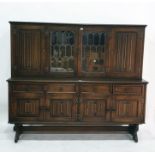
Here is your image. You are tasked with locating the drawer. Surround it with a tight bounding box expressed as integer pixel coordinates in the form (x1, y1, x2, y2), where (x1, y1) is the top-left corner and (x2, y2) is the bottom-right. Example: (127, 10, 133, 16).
(47, 84, 75, 92)
(12, 84, 43, 92)
(81, 93, 108, 99)
(47, 93, 76, 99)
(80, 84, 111, 94)
(113, 85, 143, 95)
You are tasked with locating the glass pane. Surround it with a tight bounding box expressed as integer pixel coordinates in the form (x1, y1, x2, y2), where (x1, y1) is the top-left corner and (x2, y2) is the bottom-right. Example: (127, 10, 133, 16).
(50, 31, 75, 72)
(82, 32, 106, 72)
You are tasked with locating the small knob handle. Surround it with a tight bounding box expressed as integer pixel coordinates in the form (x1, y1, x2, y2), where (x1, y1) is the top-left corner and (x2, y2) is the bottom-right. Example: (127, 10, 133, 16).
(80, 27, 84, 31)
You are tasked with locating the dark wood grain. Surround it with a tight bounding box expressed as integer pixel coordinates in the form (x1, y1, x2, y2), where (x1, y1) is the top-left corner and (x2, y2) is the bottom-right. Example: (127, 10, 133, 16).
(8, 22, 148, 143)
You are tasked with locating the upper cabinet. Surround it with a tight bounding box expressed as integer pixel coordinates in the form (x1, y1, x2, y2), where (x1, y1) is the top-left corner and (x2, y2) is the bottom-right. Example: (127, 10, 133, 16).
(10, 22, 146, 79)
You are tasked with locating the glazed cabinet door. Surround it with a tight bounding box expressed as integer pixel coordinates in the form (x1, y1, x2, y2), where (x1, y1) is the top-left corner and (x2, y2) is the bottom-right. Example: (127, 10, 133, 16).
(108, 27, 145, 78)
(111, 95, 145, 123)
(43, 25, 79, 77)
(11, 25, 43, 77)
(9, 92, 43, 123)
(78, 26, 111, 77)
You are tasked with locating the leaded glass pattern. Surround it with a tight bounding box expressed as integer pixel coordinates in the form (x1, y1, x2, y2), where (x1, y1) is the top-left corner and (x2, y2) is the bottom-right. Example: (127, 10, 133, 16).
(82, 32, 106, 72)
(50, 31, 74, 72)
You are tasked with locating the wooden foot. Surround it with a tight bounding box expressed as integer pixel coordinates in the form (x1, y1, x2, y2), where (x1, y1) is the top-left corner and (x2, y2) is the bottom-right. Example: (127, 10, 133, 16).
(13, 125, 16, 131)
(129, 124, 139, 143)
(15, 131, 19, 143)
(133, 132, 138, 143)
(14, 124, 23, 143)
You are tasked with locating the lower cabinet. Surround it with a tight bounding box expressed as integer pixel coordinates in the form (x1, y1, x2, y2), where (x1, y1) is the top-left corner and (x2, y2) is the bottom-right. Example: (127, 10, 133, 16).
(9, 82, 146, 125)
(8, 81, 147, 142)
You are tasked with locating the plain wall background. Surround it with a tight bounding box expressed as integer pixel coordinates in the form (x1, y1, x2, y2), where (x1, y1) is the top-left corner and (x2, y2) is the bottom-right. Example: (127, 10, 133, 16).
(0, 0, 155, 143)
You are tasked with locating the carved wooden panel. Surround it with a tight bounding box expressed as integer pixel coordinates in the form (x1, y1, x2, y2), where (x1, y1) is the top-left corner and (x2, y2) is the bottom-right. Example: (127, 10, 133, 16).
(112, 95, 144, 123)
(45, 95, 77, 121)
(50, 100, 73, 117)
(10, 92, 43, 122)
(12, 28, 42, 76)
(17, 99, 40, 117)
(113, 32, 137, 72)
(80, 98, 110, 122)
(109, 28, 144, 78)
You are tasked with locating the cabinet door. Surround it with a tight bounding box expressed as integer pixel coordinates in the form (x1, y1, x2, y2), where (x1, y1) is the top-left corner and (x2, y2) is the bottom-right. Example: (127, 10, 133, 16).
(10, 92, 43, 123)
(80, 94, 111, 123)
(79, 26, 111, 77)
(45, 93, 77, 122)
(111, 95, 145, 123)
(43, 25, 78, 77)
(11, 25, 43, 77)
(108, 27, 145, 78)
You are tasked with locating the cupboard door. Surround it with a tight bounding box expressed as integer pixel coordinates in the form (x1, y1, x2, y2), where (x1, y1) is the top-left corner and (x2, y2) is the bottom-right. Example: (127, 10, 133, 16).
(111, 95, 145, 123)
(44, 26, 78, 77)
(80, 95, 111, 122)
(11, 26, 43, 77)
(45, 93, 77, 122)
(108, 27, 145, 78)
(10, 92, 43, 123)
(79, 26, 111, 77)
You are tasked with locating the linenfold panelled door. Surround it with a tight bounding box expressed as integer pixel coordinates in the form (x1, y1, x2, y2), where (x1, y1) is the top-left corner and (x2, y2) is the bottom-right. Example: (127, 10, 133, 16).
(108, 27, 145, 79)
(11, 25, 43, 77)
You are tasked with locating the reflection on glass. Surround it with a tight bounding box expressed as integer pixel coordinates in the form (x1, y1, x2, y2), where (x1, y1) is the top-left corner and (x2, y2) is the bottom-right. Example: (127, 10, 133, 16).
(82, 32, 106, 72)
(50, 31, 74, 72)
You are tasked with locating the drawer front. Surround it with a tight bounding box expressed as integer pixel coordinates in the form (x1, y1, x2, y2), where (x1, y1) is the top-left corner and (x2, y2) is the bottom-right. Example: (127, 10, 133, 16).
(47, 84, 76, 92)
(113, 85, 143, 95)
(80, 84, 111, 95)
(81, 93, 108, 99)
(12, 84, 43, 92)
(47, 93, 76, 99)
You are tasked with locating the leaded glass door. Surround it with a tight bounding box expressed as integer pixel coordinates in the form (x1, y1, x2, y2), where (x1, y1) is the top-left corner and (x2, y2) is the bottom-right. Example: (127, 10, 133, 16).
(79, 27, 110, 77)
(44, 26, 78, 77)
